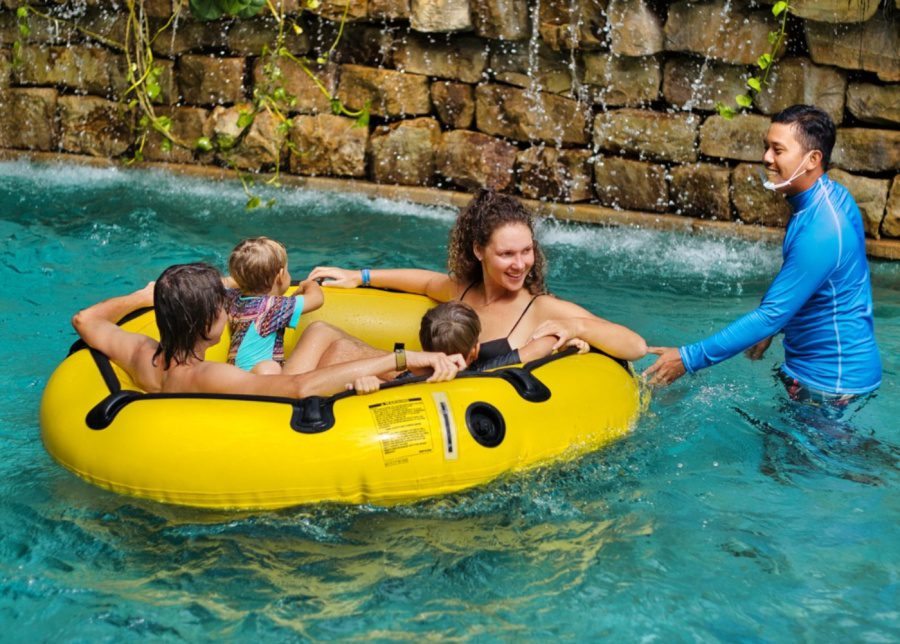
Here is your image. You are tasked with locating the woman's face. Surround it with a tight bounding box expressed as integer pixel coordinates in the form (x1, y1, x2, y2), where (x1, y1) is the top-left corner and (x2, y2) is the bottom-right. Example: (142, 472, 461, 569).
(476, 222, 535, 292)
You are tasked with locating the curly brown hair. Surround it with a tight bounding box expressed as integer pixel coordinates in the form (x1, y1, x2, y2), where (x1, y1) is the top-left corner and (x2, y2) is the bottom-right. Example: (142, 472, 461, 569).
(447, 189, 547, 295)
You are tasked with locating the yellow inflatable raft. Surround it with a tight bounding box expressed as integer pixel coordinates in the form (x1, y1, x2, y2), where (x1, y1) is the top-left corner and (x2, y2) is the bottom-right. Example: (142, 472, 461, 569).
(41, 287, 642, 509)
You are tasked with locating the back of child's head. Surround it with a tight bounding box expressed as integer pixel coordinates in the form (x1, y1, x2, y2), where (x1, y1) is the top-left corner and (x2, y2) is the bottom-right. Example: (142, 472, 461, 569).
(419, 301, 481, 358)
(228, 237, 287, 294)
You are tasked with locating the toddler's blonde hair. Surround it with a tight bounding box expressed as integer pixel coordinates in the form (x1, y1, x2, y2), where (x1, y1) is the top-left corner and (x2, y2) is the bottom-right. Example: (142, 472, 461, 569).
(228, 237, 288, 294)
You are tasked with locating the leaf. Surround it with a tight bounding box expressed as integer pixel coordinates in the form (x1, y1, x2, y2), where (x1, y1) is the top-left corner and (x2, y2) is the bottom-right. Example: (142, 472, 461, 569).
(330, 98, 343, 115)
(307, 0, 321, 8)
(772, 1, 788, 17)
(16, 6, 28, 18)
(716, 102, 736, 120)
(18, 23, 30, 37)
(236, 0, 266, 19)
(156, 116, 173, 132)
(246, 196, 262, 210)
(189, 0, 223, 21)
(146, 79, 161, 100)
(747, 77, 762, 92)
(215, 133, 235, 151)
(316, 56, 326, 65)
(768, 30, 779, 45)
(195, 136, 214, 152)
(757, 53, 772, 70)
(237, 111, 255, 129)
(735, 94, 753, 108)
(161, 138, 173, 152)
(292, 23, 303, 35)
(266, 199, 277, 208)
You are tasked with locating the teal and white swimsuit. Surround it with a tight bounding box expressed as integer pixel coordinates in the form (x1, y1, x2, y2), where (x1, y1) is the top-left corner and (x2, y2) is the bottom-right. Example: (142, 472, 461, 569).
(226, 289, 304, 372)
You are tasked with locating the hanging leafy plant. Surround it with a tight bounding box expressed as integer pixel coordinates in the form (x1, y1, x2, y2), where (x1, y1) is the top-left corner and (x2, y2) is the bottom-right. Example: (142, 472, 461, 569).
(15, 0, 366, 210)
(716, 1, 791, 119)
(189, 0, 267, 21)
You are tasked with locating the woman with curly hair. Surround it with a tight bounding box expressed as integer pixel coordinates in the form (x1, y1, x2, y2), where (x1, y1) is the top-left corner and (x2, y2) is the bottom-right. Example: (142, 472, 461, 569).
(309, 190, 646, 365)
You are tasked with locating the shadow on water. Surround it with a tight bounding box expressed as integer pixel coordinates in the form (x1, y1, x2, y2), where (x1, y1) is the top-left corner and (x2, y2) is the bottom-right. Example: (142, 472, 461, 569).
(732, 378, 899, 488)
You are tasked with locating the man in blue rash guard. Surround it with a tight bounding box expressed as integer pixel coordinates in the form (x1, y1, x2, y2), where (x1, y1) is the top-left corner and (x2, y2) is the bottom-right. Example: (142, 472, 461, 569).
(644, 104, 881, 404)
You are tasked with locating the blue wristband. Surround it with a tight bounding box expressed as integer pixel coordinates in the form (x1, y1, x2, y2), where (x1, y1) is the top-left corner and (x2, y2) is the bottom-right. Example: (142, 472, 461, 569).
(361, 268, 371, 287)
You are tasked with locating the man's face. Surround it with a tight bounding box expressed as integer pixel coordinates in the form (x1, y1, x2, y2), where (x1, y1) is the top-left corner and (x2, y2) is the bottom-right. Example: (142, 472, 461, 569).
(763, 122, 817, 195)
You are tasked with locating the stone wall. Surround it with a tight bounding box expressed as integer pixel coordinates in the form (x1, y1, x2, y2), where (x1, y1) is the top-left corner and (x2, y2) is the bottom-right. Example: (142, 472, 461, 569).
(0, 0, 898, 239)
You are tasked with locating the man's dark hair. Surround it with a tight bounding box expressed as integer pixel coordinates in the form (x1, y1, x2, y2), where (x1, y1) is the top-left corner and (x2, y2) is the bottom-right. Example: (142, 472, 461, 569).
(772, 104, 836, 168)
(152, 263, 226, 369)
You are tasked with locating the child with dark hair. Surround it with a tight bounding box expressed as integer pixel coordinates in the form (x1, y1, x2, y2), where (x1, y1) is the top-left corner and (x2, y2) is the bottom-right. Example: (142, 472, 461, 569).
(225, 237, 324, 375)
(351, 301, 589, 393)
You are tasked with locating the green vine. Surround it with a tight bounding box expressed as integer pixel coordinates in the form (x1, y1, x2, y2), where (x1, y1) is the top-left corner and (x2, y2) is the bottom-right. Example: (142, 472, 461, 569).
(190, 0, 267, 21)
(13, 0, 368, 210)
(716, 1, 791, 119)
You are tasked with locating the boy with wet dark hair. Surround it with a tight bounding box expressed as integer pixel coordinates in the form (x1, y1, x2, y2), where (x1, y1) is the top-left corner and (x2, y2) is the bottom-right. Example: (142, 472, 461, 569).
(152, 263, 228, 369)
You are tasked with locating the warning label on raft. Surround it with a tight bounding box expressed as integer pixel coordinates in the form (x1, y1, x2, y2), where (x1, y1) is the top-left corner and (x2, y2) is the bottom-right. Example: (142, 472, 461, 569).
(369, 397, 434, 466)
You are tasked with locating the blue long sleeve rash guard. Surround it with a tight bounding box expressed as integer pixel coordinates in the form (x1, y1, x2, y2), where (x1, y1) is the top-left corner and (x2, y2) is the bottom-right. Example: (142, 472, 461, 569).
(679, 175, 881, 395)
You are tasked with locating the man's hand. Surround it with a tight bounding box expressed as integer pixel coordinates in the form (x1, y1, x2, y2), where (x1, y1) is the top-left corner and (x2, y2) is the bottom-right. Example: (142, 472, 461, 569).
(406, 351, 466, 382)
(643, 346, 686, 386)
(744, 336, 773, 361)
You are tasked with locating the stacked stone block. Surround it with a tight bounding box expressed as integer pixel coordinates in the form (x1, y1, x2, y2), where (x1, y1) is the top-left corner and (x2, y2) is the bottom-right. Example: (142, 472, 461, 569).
(0, 0, 898, 238)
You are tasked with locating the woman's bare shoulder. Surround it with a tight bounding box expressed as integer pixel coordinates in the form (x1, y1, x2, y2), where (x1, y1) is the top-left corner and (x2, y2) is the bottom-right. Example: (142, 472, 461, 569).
(532, 292, 593, 316)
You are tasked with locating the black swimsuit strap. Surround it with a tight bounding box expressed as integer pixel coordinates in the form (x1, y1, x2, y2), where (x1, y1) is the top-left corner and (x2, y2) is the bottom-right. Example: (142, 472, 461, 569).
(461, 283, 541, 339)
(506, 295, 540, 338)
(459, 281, 477, 300)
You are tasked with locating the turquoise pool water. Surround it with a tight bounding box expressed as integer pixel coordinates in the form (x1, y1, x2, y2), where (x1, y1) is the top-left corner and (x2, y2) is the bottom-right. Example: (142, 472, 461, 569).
(1, 160, 898, 640)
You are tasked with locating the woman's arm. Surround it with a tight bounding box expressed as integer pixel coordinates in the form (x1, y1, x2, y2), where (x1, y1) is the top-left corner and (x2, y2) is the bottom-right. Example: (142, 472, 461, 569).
(307, 266, 458, 302)
(529, 297, 647, 361)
